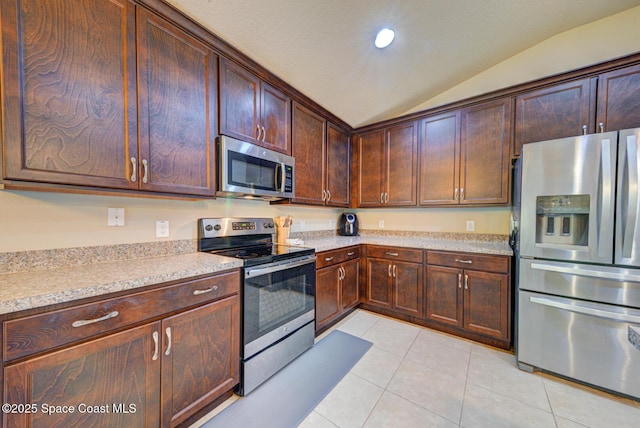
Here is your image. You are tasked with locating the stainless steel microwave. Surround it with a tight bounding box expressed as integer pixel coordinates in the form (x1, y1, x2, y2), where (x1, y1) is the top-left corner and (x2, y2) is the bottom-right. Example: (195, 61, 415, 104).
(217, 135, 295, 200)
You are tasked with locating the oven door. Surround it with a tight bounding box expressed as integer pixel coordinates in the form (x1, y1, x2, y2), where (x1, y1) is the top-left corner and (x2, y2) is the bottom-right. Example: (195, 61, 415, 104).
(243, 255, 316, 358)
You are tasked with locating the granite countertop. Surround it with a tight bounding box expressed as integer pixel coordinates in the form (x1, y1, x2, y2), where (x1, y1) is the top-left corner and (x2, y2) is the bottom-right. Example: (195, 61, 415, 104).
(302, 235, 513, 256)
(0, 252, 242, 315)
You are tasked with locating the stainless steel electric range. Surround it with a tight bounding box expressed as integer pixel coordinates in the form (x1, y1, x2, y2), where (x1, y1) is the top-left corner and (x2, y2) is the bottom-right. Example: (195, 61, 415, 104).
(197, 217, 316, 395)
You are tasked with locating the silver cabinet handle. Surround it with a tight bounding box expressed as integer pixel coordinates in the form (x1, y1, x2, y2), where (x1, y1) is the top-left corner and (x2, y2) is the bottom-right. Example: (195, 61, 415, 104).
(386, 252, 399, 257)
(599, 122, 605, 133)
(388, 264, 392, 277)
(165, 327, 172, 356)
(321, 190, 327, 201)
(392, 265, 397, 278)
(460, 188, 465, 200)
(326, 189, 331, 202)
(193, 285, 218, 295)
(582, 125, 587, 135)
(454, 259, 473, 264)
(454, 188, 459, 201)
(325, 256, 335, 261)
(622, 135, 638, 258)
(130, 157, 137, 182)
(530, 295, 640, 324)
(598, 138, 614, 259)
(256, 125, 262, 140)
(142, 159, 149, 184)
(261, 126, 266, 142)
(464, 274, 468, 290)
(458, 273, 462, 288)
(380, 193, 384, 204)
(72, 310, 119, 328)
(152, 331, 159, 361)
(385, 192, 389, 203)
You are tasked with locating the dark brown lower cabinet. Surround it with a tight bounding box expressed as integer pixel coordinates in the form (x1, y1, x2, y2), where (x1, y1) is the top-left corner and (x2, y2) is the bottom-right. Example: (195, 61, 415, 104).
(315, 247, 360, 333)
(365, 246, 424, 318)
(2, 271, 240, 428)
(425, 251, 511, 348)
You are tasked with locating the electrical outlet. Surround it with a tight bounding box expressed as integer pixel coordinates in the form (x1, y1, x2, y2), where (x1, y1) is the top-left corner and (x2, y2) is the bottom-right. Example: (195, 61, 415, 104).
(378, 219, 385, 229)
(466, 220, 475, 232)
(156, 220, 169, 238)
(108, 208, 125, 227)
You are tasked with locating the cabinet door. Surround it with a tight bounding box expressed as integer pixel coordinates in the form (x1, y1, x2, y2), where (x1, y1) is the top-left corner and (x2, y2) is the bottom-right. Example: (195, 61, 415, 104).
(219, 57, 260, 143)
(316, 265, 341, 330)
(136, 8, 217, 196)
(597, 63, 640, 132)
(366, 258, 392, 309)
(514, 78, 596, 157)
(357, 130, 385, 207)
(341, 259, 361, 310)
(463, 270, 510, 340)
(261, 81, 291, 154)
(386, 121, 418, 206)
(419, 111, 460, 205)
(4, 322, 160, 428)
(326, 123, 351, 207)
(460, 98, 512, 205)
(292, 102, 326, 205)
(425, 265, 463, 327)
(1, 0, 137, 189)
(161, 295, 240, 427)
(392, 261, 423, 317)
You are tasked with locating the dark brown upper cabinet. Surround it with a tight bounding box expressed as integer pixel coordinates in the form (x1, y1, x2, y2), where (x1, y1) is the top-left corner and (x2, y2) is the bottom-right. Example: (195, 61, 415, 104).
(290, 102, 350, 207)
(596, 63, 640, 132)
(419, 98, 512, 206)
(1, 0, 218, 197)
(219, 57, 291, 154)
(514, 78, 596, 157)
(356, 121, 418, 207)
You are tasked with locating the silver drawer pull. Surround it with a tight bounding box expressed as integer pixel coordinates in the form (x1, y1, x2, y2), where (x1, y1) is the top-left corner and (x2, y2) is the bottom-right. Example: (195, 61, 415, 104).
(152, 331, 159, 361)
(325, 256, 335, 261)
(193, 285, 218, 295)
(386, 252, 399, 256)
(72, 311, 119, 327)
(347, 252, 355, 256)
(455, 259, 473, 264)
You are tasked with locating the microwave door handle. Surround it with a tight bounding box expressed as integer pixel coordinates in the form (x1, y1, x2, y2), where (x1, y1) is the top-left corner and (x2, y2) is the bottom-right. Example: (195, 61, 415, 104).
(622, 135, 639, 258)
(597, 137, 614, 259)
(274, 163, 282, 191)
(279, 162, 286, 192)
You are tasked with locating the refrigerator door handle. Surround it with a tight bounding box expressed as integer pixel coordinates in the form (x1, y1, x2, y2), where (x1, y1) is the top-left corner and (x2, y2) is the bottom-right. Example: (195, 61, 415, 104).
(530, 261, 640, 282)
(622, 136, 639, 258)
(598, 138, 614, 259)
(530, 295, 640, 324)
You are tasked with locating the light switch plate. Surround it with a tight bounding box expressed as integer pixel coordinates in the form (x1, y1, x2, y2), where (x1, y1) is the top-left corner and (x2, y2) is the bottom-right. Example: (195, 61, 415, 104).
(466, 220, 475, 232)
(156, 220, 169, 238)
(378, 220, 385, 229)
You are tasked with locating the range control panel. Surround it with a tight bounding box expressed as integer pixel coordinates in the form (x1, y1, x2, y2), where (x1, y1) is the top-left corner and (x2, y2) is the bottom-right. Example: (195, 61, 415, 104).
(198, 217, 275, 238)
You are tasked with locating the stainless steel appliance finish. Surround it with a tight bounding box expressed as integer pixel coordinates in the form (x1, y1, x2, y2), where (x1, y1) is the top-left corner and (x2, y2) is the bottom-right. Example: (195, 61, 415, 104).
(217, 135, 295, 200)
(197, 217, 315, 396)
(517, 129, 640, 399)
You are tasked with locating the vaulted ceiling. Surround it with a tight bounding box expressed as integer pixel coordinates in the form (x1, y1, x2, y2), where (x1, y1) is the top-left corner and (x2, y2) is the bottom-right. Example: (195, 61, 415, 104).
(167, 0, 640, 127)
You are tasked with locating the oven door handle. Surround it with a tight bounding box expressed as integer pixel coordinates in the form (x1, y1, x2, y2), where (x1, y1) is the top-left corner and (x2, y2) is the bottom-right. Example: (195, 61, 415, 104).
(245, 256, 316, 278)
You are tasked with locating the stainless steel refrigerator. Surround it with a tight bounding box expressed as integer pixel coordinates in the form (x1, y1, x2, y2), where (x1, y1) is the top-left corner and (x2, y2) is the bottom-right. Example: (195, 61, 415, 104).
(517, 128, 640, 399)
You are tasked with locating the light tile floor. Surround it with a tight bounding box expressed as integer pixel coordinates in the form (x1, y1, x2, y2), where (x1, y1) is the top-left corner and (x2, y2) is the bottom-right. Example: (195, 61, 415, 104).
(193, 309, 640, 428)
(300, 310, 640, 428)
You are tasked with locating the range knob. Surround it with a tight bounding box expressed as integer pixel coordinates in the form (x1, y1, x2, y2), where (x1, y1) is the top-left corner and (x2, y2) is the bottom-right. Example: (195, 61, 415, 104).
(205, 224, 213, 231)
(264, 222, 272, 229)
(214, 224, 221, 231)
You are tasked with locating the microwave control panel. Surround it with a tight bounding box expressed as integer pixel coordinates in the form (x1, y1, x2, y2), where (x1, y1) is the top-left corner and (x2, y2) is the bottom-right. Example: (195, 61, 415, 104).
(284, 165, 293, 192)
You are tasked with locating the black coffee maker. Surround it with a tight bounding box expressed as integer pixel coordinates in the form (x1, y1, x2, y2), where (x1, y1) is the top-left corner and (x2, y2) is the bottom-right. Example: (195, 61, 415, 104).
(338, 213, 359, 236)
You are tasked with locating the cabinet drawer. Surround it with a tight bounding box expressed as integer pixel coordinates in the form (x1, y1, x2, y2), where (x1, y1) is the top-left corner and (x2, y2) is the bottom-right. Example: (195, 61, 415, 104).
(316, 246, 360, 269)
(366, 245, 423, 263)
(3, 270, 240, 362)
(426, 251, 509, 273)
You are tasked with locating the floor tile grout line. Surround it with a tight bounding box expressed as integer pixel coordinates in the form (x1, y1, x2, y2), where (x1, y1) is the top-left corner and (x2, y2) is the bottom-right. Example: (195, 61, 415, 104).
(458, 343, 473, 427)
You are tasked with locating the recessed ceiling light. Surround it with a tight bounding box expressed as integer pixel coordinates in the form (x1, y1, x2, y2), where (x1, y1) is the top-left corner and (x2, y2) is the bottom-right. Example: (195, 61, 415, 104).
(374, 28, 395, 49)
